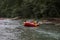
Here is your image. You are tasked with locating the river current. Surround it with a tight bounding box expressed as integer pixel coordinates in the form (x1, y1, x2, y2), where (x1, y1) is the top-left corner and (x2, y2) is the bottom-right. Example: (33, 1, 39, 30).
(0, 19, 60, 40)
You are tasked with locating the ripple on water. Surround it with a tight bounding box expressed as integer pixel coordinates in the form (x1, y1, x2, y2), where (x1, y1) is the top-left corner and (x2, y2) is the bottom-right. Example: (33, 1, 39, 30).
(0, 19, 60, 40)
(0, 19, 21, 40)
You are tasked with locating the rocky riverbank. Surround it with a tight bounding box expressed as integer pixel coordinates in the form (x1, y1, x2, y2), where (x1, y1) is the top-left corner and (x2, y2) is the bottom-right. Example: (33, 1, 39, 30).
(0, 17, 60, 25)
(41, 18, 60, 25)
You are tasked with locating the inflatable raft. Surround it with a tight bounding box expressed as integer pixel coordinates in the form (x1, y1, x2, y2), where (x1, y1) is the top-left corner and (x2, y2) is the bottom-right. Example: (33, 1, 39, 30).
(24, 22, 39, 27)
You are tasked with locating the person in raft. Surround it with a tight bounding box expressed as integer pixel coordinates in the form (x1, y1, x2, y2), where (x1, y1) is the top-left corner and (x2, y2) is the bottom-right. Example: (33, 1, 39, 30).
(24, 20, 38, 24)
(30, 20, 38, 24)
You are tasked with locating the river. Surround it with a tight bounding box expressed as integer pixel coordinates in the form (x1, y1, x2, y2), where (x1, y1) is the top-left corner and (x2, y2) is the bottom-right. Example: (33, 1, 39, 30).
(0, 19, 60, 40)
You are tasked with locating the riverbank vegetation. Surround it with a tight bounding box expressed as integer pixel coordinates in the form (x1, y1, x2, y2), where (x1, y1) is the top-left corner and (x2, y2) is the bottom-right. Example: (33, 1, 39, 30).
(0, 0, 60, 19)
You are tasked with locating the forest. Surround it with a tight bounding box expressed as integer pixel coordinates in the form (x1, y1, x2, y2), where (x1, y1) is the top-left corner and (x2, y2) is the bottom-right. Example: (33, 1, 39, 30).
(0, 0, 60, 18)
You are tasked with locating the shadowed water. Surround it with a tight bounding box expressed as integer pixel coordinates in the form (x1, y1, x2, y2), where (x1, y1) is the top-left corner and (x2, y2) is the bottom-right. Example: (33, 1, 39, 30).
(0, 19, 60, 40)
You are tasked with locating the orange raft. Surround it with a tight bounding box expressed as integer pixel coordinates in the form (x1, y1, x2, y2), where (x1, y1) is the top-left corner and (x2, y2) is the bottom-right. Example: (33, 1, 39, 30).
(24, 22, 39, 27)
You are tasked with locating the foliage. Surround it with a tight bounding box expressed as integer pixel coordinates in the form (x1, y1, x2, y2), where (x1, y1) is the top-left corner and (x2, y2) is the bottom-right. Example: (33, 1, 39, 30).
(0, 0, 60, 18)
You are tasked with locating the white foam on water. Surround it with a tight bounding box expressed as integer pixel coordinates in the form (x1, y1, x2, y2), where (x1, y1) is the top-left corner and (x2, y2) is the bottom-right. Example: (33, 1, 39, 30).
(0, 30, 18, 40)
(33, 29, 60, 39)
(0, 19, 21, 40)
(0, 19, 20, 28)
(17, 24, 60, 40)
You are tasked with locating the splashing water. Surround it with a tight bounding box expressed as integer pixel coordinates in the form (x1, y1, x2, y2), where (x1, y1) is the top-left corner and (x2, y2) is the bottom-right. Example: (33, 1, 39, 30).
(0, 19, 60, 40)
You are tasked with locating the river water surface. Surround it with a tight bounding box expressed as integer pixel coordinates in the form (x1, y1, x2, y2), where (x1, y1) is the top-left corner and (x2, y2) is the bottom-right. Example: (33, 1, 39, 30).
(0, 19, 60, 40)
